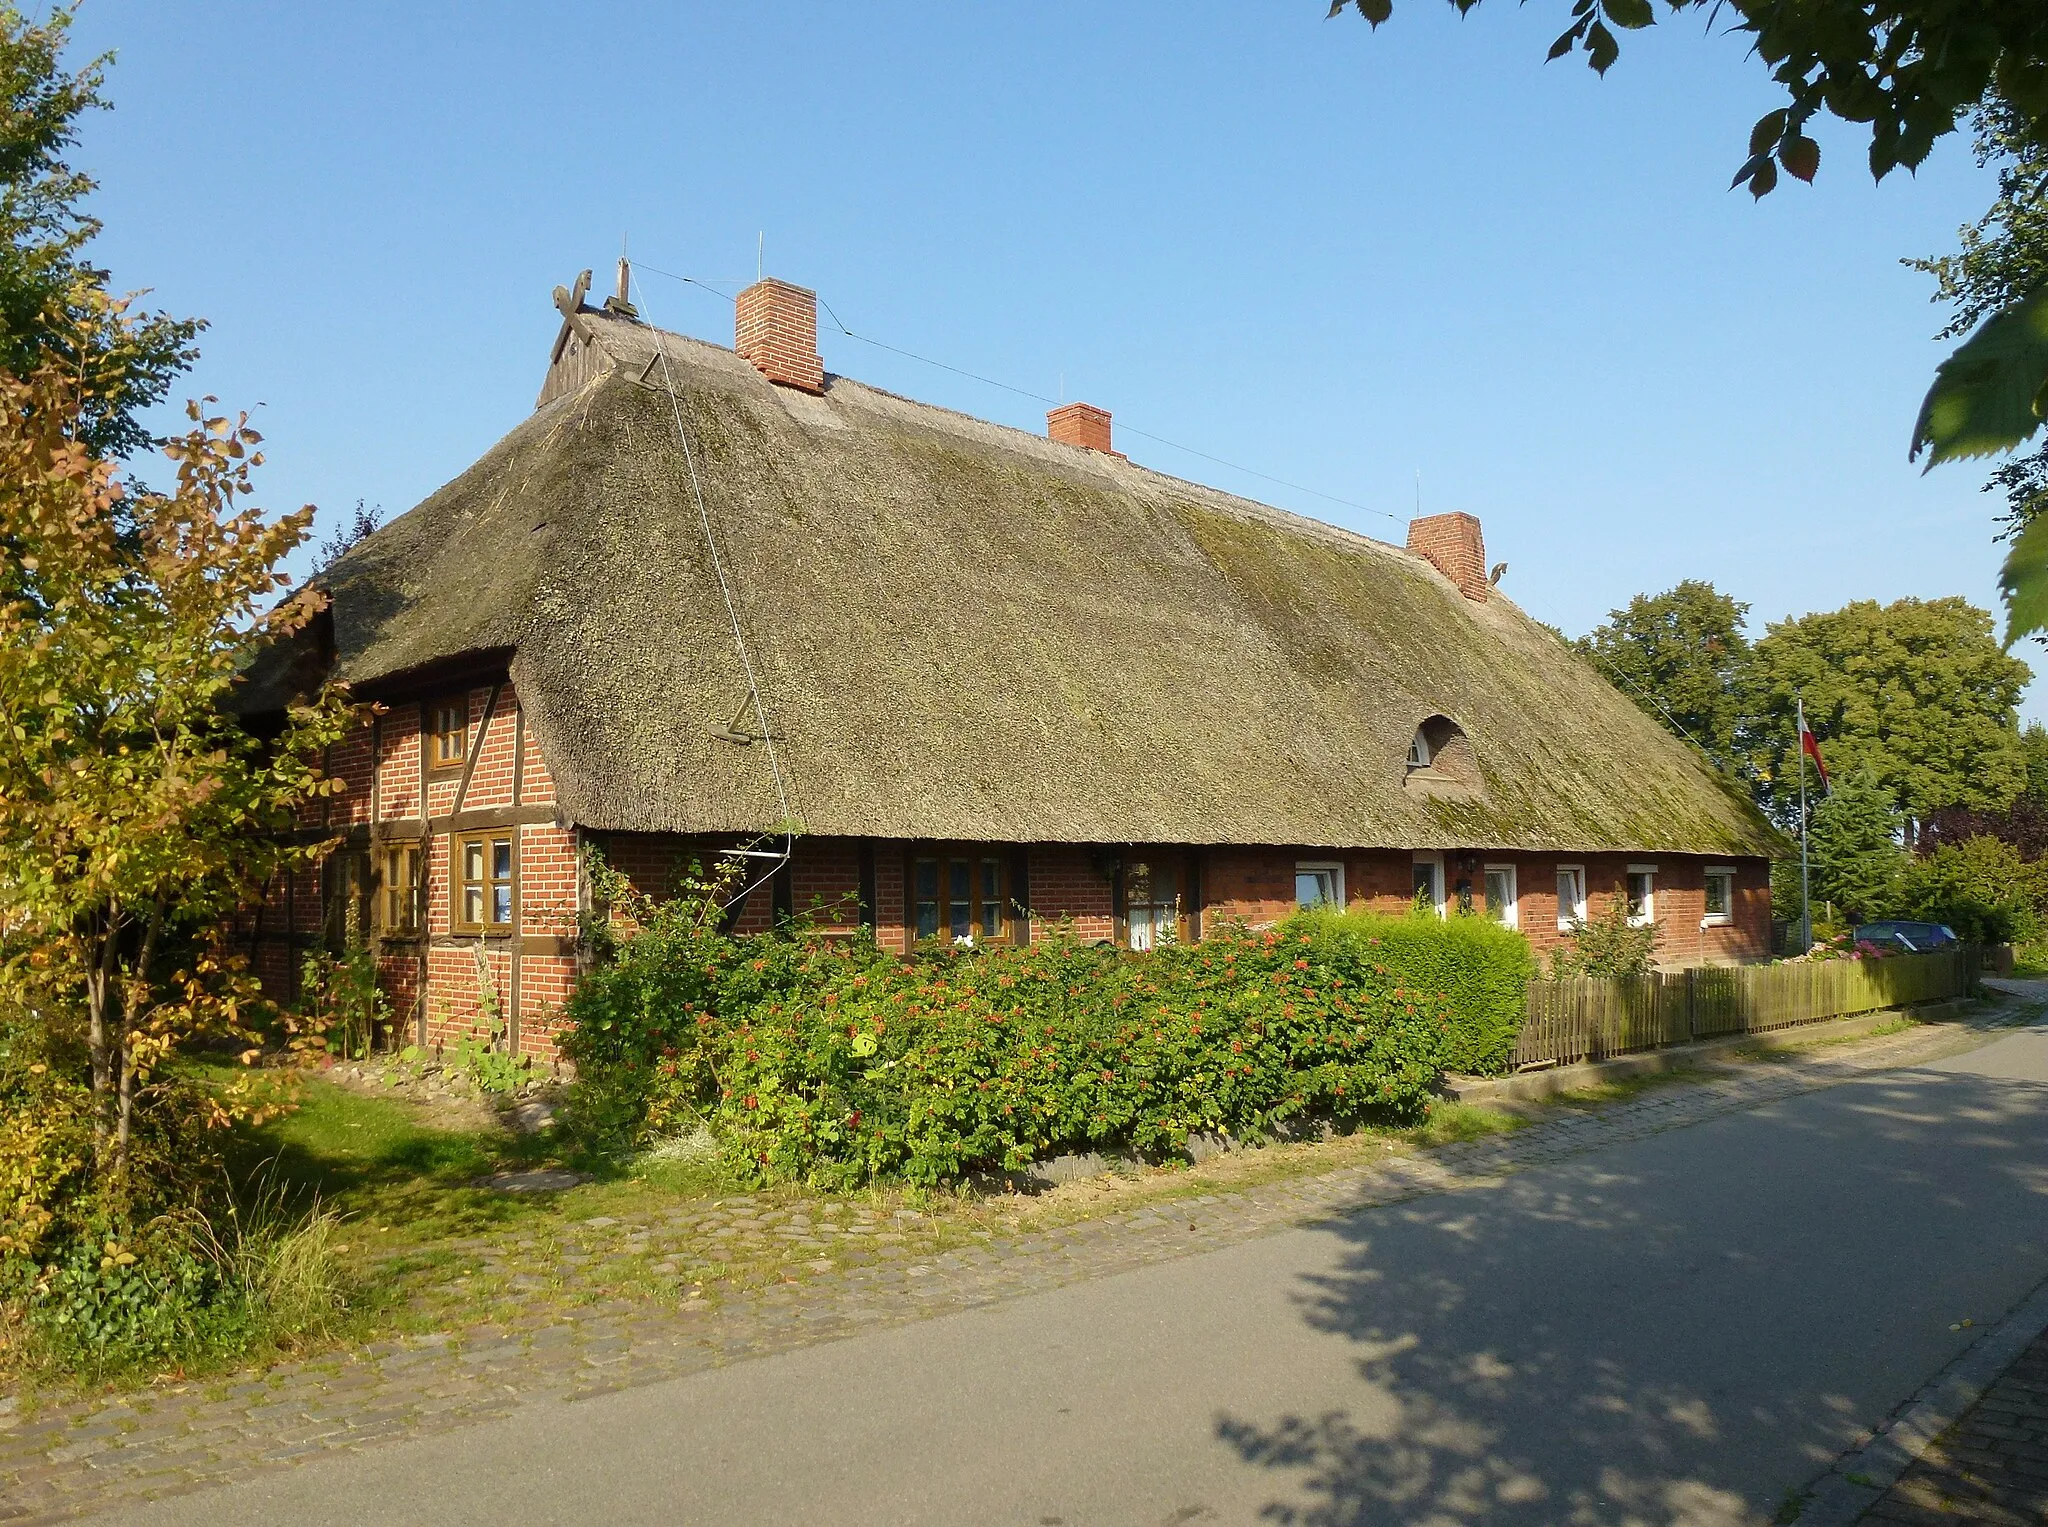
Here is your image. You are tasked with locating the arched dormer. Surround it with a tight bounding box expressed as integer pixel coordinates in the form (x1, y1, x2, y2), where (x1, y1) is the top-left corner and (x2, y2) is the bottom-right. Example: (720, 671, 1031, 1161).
(1404, 714, 1483, 800)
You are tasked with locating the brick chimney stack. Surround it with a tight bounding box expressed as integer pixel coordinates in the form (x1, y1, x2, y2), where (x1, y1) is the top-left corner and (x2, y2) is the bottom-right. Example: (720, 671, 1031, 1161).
(735, 277, 825, 394)
(1407, 512, 1488, 601)
(1047, 402, 1116, 455)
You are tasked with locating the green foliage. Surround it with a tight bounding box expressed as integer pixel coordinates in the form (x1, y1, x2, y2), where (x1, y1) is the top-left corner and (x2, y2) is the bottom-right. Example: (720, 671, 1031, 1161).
(18, 1217, 220, 1374)
(1913, 289, 2048, 470)
(1907, 105, 2048, 641)
(560, 886, 1536, 1186)
(1327, 0, 2048, 198)
(0, 7, 199, 458)
(1900, 834, 2048, 943)
(297, 945, 386, 1063)
(1548, 899, 1660, 978)
(1742, 598, 2030, 825)
(1808, 773, 1911, 925)
(1574, 580, 1751, 773)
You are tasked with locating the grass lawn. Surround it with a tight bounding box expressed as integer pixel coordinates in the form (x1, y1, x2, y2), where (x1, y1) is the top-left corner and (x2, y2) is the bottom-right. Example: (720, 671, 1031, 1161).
(178, 1064, 1531, 1367)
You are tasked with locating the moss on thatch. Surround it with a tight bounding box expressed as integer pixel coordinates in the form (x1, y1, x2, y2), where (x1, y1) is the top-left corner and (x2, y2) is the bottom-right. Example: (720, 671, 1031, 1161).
(304, 311, 1781, 857)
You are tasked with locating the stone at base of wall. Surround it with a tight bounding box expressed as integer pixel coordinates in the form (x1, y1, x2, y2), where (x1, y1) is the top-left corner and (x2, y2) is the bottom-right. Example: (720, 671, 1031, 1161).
(1443, 995, 1982, 1109)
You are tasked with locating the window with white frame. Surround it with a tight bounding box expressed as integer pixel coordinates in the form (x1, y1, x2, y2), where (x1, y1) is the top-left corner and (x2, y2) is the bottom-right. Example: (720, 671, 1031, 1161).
(1296, 862, 1344, 910)
(1406, 729, 1432, 768)
(1483, 863, 1518, 928)
(1626, 864, 1657, 926)
(1555, 864, 1587, 930)
(1704, 866, 1735, 925)
(1411, 852, 1445, 916)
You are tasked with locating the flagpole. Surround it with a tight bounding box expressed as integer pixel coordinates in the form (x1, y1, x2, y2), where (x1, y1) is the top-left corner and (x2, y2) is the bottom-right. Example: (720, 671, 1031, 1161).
(1797, 693, 1812, 952)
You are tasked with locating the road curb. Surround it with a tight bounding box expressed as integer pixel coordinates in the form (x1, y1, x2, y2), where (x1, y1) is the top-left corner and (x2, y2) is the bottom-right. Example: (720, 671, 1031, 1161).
(1795, 1265, 2048, 1525)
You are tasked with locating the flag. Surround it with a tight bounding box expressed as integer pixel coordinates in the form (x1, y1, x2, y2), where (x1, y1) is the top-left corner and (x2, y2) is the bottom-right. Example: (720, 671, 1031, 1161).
(1798, 705, 1831, 793)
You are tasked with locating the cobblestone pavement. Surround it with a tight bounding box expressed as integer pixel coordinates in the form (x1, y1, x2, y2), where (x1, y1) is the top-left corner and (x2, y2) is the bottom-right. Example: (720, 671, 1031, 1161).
(2, 1003, 2037, 1526)
(1860, 1319, 2048, 1523)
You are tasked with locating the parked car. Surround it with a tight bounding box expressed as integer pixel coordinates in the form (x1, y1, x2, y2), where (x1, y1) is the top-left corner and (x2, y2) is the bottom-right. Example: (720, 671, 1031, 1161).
(1851, 920, 1961, 954)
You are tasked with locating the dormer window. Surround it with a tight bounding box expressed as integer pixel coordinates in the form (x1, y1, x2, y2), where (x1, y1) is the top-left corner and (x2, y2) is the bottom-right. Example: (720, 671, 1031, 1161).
(1402, 714, 1484, 801)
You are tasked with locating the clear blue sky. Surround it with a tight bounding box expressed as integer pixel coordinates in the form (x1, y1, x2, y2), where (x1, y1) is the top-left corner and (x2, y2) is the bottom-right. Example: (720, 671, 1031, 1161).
(66, 3, 2032, 715)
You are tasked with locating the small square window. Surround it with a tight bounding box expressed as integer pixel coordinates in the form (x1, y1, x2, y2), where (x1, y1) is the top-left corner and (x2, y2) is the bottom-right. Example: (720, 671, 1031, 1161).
(1296, 862, 1344, 909)
(431, 701, 467, 767)
(455, 832, 514, 932)
(1704, 867, 1735, 924)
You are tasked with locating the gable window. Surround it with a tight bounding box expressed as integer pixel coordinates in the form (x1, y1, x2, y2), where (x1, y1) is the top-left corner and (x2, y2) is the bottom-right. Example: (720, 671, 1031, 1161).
(1626, 865, 1657, 927)
(430, 701, 467, 767)
(1556, 864, 1587, 930)
(1295, 861, 1344, 912)
(913, 851, 1007, 945)
(1483, 863, 1518, 929)
(379, 843, 421, 934)
(455, 831, 515, 933)
(1411, 852, 1445, 916)
(1704, 866, 1735, 926)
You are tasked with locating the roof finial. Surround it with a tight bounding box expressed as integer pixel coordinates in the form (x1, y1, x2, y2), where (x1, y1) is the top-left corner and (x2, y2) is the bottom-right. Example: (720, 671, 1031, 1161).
(605, 249, 637, 318)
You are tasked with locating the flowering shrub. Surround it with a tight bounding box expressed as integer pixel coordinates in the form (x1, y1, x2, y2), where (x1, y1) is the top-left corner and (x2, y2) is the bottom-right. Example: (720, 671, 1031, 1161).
(561, 895, 1534, 1188)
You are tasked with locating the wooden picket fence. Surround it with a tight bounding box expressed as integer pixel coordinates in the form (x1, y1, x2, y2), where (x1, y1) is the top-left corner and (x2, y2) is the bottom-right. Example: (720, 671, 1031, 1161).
(1514, 947, 1982, 1070)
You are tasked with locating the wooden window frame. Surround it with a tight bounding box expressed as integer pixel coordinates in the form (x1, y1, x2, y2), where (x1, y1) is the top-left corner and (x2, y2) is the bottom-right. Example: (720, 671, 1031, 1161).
(322, 849, 372, 953)
(428, 698, 469, 771)
(379, 842, 422, 935)
(907, 846, 1011, 948)
(453, 830, 517, 935)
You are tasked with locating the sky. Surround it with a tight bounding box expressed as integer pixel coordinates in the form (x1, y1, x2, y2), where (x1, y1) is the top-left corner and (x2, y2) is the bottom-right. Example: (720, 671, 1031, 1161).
(63, 3, 2032, 716)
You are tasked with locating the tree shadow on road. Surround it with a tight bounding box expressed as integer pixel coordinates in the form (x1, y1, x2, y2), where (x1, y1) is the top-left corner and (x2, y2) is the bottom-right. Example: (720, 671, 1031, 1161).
(1214, 1063, 2048, 1525)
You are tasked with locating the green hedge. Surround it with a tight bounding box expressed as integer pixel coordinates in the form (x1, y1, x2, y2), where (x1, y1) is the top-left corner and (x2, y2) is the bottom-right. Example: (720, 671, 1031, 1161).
(559, 905, 1534, 1188)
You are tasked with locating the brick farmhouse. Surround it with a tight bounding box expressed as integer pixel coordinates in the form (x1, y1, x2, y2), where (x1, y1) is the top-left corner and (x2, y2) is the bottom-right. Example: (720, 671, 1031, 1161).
(239, 268, 1783, 1059)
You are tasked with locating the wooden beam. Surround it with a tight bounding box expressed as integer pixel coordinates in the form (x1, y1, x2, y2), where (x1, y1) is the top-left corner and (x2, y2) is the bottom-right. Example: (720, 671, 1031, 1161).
(450, 682, 501, 816)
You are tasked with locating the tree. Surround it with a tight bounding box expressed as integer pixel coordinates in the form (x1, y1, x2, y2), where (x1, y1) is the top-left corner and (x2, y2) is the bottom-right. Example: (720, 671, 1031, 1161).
(1900, 833, 2046, 942)
(1741, 596, 2030, 830)
(0, 7, 198, 459)
(0, 305, 350, 1186)
(1807, 773, 1909, 926)
(1575, 581, 1751, 774)
(1923, 721, 2048, 856)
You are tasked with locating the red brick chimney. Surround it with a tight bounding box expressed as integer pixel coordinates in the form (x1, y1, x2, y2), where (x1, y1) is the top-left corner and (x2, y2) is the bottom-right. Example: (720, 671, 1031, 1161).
(1048, 402, 1116, 455)
(1407, 512, 1488, 601)
(735, 277, 825, 394)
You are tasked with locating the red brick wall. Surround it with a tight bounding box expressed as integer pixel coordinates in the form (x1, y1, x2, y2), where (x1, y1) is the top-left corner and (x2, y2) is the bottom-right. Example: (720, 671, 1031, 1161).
(1025, 843, 1115, 943)
(1201, 845, 1771, 966)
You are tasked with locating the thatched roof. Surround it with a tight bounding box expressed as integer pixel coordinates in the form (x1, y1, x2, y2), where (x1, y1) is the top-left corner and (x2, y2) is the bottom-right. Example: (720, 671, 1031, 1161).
(298, 305, 1780, 857)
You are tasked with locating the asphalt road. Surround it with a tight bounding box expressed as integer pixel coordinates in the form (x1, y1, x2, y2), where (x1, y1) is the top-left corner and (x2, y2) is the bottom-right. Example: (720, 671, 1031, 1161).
(106, 1023, 2048, 1527)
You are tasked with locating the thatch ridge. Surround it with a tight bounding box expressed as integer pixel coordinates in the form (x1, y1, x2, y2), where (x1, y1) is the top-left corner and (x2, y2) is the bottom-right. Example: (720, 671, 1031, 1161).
(308, 309, 1782, 858)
